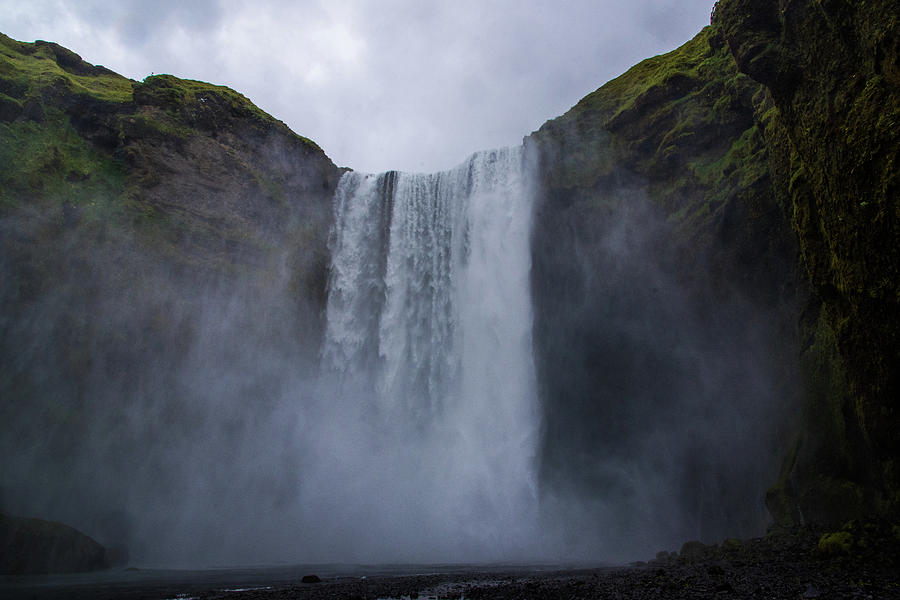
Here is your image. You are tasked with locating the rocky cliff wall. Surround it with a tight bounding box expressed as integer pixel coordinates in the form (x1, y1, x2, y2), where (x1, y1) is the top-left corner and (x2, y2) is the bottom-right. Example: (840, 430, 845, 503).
(716, 0, 900, 527)
(527, 26, 804, 548)
(0, 34, 341, 557)
(529, 0, 899, 535)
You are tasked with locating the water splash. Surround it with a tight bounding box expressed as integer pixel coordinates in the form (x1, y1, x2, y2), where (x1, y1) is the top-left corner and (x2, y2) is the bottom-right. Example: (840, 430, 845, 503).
(321, 146, 539, 560)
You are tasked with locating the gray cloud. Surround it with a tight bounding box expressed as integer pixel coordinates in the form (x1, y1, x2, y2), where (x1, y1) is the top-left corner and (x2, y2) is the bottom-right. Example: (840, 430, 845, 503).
(0, 0, 715, 172)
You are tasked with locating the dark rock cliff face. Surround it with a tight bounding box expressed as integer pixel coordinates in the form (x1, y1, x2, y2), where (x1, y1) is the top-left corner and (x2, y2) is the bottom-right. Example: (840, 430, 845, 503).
(0, 34, 340, 564)
(528, 27, 803, 550)
(529, 0, 899, 537)
(0, 37, 340, 375)
(715, 0, 900, 528)
(0, 33, 340, 310)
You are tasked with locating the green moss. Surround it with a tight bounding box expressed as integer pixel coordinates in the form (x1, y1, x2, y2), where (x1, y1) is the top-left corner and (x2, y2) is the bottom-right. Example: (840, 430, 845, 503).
(132, 75, 187, 110)
(771, 309, 876, 525)
(119, 110, 195, 142)
(717, 0, 900, 523)
(765, 436, 803, 527)
(0, 91, 22, 121)
(0, 33, 324, 155)
(721, 538, 745, 555)
(534, 26, 755, 192)
(818, 530, 853, 555)
(0, 111, 126, 210)
(801, 313, 850, 453)
(126, 74, 322, 153)
(0, 33, 132, 105)
(532, 23, 777, 260)
(254, 172, 288, 206)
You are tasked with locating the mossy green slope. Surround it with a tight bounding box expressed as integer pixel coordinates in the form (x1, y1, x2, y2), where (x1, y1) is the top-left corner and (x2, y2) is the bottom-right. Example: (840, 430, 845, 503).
(0, 34, 129, 210)
(0, 32, 339, 420)
(0, 32, 338, 276)
(532, 25, 801, 317)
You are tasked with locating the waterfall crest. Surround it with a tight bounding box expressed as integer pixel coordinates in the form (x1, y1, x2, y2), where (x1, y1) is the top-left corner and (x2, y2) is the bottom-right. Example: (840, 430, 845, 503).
(319, 146, 539, 560)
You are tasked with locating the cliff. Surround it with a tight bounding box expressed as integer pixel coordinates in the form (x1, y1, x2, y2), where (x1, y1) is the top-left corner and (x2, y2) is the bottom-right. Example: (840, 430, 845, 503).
(0, 33, 340, 561)
(0, 33, 341, 375)
(529, 0, 899, 535)
(715, 0, 900, 527)
(0, 32, 339, 286)
(528, 25, 802, 548)
(0, 0, 898, 564)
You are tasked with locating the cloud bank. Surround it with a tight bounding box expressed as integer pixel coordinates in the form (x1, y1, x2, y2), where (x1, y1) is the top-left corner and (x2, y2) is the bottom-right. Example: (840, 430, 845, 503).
(1, 0, 716, 172)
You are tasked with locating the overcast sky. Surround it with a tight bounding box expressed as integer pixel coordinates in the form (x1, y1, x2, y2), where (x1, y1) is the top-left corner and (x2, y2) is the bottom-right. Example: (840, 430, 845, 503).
(2, 1, 715, 173)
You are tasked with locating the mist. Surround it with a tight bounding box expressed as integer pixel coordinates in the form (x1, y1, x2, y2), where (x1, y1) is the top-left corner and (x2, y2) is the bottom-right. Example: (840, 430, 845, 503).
(0, 122, 791, 568)
(1, 146, 546, 566)
(316, 147, 541, 563)
(530, 166, 790, 560)
(0, 198, 325, 565)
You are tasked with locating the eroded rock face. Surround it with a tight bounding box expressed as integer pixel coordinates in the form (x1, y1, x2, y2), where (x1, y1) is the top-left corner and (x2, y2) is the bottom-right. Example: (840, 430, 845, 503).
(527, 27, 802, 551)
(717, 0, 900, 527)
(0, 514, 108, 574)
(529, 0, 899, 537)
(0, 34, 342, 560)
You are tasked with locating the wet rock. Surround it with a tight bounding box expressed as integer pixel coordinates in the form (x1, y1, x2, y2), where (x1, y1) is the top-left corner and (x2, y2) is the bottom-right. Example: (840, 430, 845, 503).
(301, 574, 321, 583)
(679, 540, 715, 563)
(817, 530, 853, 556)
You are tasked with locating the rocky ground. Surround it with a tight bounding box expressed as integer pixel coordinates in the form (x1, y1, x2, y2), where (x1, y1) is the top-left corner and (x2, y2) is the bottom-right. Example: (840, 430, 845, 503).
(204, 543, 900, 600)
(4, 526, 899, 599)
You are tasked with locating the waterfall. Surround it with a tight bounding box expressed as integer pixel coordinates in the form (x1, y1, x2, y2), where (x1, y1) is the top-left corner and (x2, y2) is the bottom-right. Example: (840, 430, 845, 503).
(320, 146, 539, 560)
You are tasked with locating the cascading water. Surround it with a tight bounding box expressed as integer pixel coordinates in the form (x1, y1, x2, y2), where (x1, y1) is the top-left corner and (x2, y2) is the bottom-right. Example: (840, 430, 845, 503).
(320, 146, 539, 560)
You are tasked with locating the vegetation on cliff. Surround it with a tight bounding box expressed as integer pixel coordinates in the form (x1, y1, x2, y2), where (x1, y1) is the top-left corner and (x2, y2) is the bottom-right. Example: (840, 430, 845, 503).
(532, 25, 795, 295)
(0, 32, 337, 272)
(530, 0, 898, 539)
(0, 33, 340, 564)
(715, 0, 900, 528)
(528, 23, 802, 550)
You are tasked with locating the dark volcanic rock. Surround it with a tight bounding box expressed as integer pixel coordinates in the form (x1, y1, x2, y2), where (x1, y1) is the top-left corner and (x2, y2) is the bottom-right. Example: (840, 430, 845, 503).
(0, 32, 342, 559)
(529, 0, 900, 541)
(527, 24, 801, 550)
(716, 0, 900, 528)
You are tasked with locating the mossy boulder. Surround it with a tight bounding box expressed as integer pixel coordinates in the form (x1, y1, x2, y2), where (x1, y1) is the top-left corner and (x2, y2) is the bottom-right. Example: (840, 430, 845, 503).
(817, 531, 853, 556)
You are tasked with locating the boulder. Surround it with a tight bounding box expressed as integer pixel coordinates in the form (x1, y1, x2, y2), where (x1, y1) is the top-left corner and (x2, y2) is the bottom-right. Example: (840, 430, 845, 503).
(0, 513, 109, 574)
